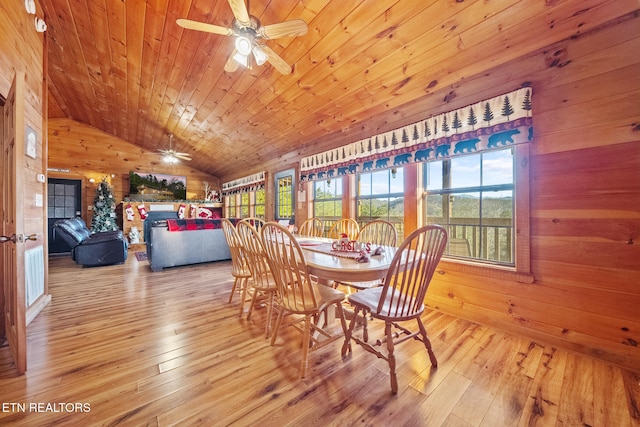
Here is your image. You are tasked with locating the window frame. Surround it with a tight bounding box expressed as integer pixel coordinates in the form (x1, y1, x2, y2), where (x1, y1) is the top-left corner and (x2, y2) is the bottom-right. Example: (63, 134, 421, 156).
(274, 168, 295, 222)
(421, 144, 532, 283)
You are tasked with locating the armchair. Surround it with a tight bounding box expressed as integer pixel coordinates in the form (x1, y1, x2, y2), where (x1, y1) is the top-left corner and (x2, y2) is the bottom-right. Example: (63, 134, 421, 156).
(53, 218, 128, 267)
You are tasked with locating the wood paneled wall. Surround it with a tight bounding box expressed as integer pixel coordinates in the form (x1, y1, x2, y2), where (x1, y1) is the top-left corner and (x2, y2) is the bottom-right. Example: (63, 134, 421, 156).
(0, 0, 48, 319)
(420, 15, 640, 372)
(47, 118, 220, 223)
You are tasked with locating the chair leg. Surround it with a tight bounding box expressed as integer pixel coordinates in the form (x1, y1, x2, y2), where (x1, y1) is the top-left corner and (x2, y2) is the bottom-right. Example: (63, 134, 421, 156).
(228, 277, 240, 303)
(270, 308, 285, 346)
(417, 316, 438, 368)
(341, 305, 360, 357)
(300, 315, 311, 378)
(385, 321, 398, 394)
(238, 278, 249, 317)
(264, 292, 274, 338)
(246, 286, 259, 320)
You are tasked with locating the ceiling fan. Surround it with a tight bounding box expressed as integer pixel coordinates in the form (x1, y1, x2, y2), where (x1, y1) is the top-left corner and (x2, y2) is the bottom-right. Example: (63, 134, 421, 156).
(177, 0, 307, 75)
(158, 134, 192, 164)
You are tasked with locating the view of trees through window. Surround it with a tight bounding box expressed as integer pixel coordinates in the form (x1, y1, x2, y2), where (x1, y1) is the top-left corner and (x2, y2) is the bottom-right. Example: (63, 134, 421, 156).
(313, 179, 342, 233)
(423, 148, 514, 264)
(357, 168, 405, 239)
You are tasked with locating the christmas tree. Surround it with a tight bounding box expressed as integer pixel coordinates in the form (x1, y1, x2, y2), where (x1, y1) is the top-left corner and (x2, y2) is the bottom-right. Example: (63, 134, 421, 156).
(90, 178, 119, 233)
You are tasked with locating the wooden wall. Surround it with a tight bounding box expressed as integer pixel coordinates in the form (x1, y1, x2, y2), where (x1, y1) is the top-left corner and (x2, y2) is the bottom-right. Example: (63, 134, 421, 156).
(420, 15, 640, 372)
(251, 12, 640, 372)
(47, 118, 220, 223)
(0, 0, 49, 319)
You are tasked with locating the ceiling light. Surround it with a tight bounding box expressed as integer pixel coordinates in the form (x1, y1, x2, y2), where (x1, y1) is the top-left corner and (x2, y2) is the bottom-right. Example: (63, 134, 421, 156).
(253, 46, 268, 66)
(235, 36, 252, 56)
(163, 155, 179, 164)
(233, 52, 249, 68)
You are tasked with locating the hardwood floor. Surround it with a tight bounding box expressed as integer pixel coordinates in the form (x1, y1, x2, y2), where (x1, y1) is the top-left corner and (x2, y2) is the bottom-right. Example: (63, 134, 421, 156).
(1, 255, 638, 426)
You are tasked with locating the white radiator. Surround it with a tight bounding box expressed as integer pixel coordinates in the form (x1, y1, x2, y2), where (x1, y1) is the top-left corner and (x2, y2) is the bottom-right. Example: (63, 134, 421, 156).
(25, 246, 45, 307)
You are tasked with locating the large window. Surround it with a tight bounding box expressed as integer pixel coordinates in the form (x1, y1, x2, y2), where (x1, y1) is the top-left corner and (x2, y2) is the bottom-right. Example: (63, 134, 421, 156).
(313, 179, 342, 233)
(226, 189, 265, 219)
(357, 168, 405, 239)
(423, 148, 514, 265)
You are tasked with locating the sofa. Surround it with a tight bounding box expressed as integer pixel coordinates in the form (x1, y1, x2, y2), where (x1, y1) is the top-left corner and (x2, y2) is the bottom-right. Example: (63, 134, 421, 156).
(53, 218, 128, 267)
(144, 211, 234, 272)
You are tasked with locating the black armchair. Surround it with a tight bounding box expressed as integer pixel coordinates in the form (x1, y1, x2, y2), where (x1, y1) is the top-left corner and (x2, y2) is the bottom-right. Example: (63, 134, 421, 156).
(53, 218, 128, 267)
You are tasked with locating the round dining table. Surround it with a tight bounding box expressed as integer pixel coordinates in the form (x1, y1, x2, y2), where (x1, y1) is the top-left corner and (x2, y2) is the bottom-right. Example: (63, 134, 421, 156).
(296, 237, 398, 283)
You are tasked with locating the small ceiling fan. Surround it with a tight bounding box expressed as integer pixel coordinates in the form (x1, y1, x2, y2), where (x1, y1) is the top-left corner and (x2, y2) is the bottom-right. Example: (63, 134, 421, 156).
(158, 134, 192, 164)
(177, 0, 307, 75)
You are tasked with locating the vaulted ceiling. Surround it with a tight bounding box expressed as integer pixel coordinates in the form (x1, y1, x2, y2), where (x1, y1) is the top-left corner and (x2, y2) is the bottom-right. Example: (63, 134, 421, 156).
(41, 0, 628, 179)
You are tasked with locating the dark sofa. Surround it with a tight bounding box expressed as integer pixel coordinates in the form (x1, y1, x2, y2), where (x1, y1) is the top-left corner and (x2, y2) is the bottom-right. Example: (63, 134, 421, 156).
(53, 218, 128, 267)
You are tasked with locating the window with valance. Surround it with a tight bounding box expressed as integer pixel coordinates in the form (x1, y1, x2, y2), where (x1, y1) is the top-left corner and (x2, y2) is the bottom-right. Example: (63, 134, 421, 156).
(300, 88, 532, 182)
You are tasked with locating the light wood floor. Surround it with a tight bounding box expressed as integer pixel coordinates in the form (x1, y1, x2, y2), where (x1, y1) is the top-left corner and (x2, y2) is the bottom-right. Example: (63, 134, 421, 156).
(1, 254, 638, 426)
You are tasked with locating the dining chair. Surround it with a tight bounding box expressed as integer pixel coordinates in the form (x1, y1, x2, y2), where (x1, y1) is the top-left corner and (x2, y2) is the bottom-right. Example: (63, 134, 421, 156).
(341, 225, 448, 394)
(261, 222, 348, 378)
(298, 217, 323, 237)
(240, 217, 265, 232)
(326, 218, 359, 240)
(333, 219, 398, 340)
(236, 220, 278, 337)
(221, 219, 252, 316)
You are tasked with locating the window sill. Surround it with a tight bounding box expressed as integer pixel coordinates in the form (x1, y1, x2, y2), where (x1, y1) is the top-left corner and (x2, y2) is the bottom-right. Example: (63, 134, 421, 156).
(438, 257, 535, 284)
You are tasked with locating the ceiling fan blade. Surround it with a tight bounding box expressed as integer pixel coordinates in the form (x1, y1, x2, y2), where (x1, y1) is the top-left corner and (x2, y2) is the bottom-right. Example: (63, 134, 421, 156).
(224, 49, 241, 72)
(260, 45, 292, 75)
(175, 154, 192, 161)
(177, 19, 234, 36)
(258, 19, 308, 40)
(227, 0, 251, 27)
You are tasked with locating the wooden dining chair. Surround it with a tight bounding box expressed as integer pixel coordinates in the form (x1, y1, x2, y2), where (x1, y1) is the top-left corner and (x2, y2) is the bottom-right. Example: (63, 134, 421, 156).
(333, 220, 398, 340)
(326, 218, 359, 240)
(341, 225, 448, 394)
(221, 219, 252, 315)
(298, 217, 323, 237)
(236, 220, 278, 337)
(261, 222, 348, 378)
(240, 217, 265, 232)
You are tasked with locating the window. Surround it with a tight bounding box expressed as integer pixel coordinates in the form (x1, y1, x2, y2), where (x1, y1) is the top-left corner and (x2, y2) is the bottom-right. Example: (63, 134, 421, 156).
(254, 188, 265, 219)
(357, 168, 405, 239)
(226, 189, 265, 219)
(313, 178, 342, 233)
(274, 169, 295, 222)
(423, 148, 514, 265)
(239, 193, 250, 218)
(226, 195, 237, 218)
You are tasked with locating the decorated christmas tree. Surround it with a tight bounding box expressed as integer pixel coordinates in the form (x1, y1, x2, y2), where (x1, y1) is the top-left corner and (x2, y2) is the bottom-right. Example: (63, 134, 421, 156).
(90, 178, 119, 233)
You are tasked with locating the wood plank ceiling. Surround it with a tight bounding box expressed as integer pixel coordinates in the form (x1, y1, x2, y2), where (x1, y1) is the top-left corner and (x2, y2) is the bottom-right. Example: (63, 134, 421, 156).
(41, 0, 629, 179)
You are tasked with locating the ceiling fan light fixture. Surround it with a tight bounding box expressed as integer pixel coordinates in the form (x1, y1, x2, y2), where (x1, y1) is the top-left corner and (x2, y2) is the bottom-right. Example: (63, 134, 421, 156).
(163, 154, 179, 164)
(235, 36, 252, 56)
(252, 46, 268, 66)
(233, 51, 249, 68)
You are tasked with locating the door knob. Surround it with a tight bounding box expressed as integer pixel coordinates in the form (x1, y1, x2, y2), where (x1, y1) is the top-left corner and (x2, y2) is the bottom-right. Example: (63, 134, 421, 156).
(0, 234, 17, 243)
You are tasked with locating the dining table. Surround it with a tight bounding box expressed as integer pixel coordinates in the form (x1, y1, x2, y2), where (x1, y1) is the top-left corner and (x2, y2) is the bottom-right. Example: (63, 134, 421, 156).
(295, 236, 398, 284)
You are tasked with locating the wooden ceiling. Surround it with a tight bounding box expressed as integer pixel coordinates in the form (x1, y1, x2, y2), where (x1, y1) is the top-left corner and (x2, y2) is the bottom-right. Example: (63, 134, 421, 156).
(41, 0, 630, 179)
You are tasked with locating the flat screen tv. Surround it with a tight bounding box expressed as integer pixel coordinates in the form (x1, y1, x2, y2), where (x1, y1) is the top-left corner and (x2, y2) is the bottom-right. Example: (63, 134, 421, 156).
(129, 171, 186, 201)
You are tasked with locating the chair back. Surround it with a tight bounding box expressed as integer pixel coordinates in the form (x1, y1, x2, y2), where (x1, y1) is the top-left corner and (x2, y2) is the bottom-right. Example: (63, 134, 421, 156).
(357, 220, 397, 247)
(221, 219, 247, 275)
(298, 217, 323, 237)
(239, 217, 265, 232)
(377, 225, 447, 319)
(236, 220, 271, 288)
(327, 218, 359, 240)
(261, 222, 319, 313)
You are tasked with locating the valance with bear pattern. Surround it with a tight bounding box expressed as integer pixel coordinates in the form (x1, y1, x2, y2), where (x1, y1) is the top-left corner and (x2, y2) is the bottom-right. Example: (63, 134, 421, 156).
(300, 87, 532, 182)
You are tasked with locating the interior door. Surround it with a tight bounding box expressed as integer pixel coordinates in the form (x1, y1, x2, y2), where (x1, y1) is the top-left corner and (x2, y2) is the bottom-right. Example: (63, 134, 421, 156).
(48, 178, 82, 254)
(1, 71, 27, 374)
